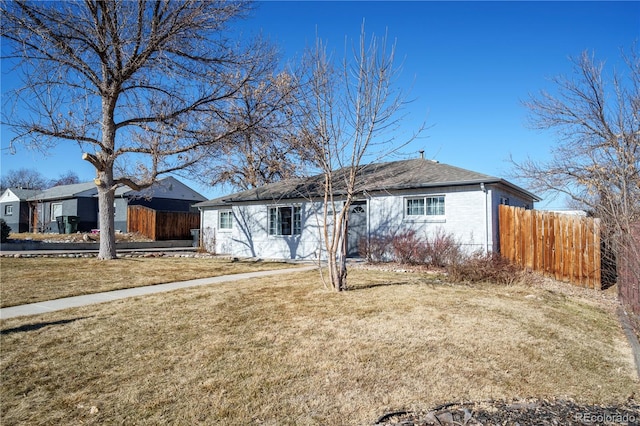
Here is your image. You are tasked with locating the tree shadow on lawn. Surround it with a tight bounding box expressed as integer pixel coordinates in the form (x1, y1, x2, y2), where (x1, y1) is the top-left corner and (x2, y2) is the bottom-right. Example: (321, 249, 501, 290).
(1, 316, 91, 335)
(348, 278, 444, 291)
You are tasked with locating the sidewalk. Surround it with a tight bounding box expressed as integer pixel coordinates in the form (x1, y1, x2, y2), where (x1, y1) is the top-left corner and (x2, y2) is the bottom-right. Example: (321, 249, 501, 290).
(0, 265, 317, 320)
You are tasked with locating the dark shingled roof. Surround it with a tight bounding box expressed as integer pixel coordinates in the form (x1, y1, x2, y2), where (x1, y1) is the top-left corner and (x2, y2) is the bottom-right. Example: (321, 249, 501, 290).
(6, 188, 42, 200)
(27, 182, 96, 201)
(195, 159, 540, 207)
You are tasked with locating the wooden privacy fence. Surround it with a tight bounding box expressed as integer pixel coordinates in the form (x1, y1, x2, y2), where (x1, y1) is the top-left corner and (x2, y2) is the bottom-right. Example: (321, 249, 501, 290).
(127, 205, 200, 241)
(619, 223, 640, 321)
(499, 205, 601, 289)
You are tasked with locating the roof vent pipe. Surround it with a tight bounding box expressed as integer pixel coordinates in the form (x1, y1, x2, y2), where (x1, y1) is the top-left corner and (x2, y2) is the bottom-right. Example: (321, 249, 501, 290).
(419, 150, 424, 159)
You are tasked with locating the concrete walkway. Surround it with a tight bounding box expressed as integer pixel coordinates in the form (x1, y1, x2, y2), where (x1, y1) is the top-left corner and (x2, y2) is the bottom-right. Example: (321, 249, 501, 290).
(0, 266, 317, 320)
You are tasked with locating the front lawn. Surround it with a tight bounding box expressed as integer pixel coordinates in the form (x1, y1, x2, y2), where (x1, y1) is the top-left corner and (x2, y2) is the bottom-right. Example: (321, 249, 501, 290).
(1, 268, 637, 425)
(0, 257, 298, 307)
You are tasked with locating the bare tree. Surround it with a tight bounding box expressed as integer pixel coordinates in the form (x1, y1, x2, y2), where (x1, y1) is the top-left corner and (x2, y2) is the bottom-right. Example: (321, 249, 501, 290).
(1, 0, 270, 259)
(0, 168, 48, 191)
(294, 25, 425, 291)
(192, 57, 313, 191)
(48, 171, 81, 188)
(512, 48, 640, 287)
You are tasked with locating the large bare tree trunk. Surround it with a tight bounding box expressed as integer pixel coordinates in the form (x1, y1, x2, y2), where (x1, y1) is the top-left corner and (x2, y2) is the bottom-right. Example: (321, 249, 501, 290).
(97, 181, 116, 260)
(96, 98, 118, 259)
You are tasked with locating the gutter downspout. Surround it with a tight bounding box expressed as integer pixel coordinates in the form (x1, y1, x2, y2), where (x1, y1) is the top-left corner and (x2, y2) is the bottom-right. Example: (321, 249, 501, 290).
(362, 190, 372, 257)
(197, 206, 204, 251)
(481, 183, 489, 253)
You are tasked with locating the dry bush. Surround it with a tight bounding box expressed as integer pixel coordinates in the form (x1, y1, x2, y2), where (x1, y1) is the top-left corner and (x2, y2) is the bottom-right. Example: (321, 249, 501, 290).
(390, 229, 426, 265)
(0, 219, 10, 243)
(358, 234, 392, 263)
(362, 228, 462, 267)
(446, 251, 538, 285)
(421, 227, 462, 267)
(201, 226, 217, 254)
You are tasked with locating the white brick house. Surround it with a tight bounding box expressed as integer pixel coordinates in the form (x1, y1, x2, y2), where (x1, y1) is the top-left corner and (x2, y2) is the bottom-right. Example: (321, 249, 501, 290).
(195, 159, 540, 260)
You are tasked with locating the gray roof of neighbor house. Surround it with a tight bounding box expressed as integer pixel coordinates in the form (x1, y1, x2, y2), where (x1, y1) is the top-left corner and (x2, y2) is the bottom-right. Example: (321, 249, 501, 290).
(195, 159, 541, 208)
(116, 176, 207, 201)
(27, 182, 96, 201)
(5, 188, 42, 200)
(27, 176, 207, 202)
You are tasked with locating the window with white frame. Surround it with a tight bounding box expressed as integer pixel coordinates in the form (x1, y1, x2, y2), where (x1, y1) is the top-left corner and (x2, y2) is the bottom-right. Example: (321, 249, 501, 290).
(4, 205, 13, 215)
(405, 196, 445, 217)
(51, 203, 62, 222)
(268, 206, 301, 236)
(219, 210, 233, 230)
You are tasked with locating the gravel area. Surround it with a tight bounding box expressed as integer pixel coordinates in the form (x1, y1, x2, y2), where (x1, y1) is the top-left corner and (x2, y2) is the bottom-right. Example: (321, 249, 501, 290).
(375, 399, 640, 425)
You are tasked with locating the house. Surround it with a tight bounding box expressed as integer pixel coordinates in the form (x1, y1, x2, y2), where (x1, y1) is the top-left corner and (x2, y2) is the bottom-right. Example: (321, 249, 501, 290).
(27, 176, 207, 233)
(195, 159, 540, 260)
(0, 188, 41, 233)
(27, 181, 98, 233)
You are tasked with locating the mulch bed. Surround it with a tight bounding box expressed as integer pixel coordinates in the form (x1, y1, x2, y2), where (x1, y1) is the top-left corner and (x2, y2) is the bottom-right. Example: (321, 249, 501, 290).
(375, 399, 640, 425)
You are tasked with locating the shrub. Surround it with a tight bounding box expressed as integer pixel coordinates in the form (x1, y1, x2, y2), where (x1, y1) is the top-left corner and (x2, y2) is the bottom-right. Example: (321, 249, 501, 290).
(1, 219, 11, 243)
(422, 227, 462, 267)
(361, 228, 463, 266)
(390, 229, 427, 265)
(446, 251, 531, 285)
(358, 234, 391, 263)
(201, 227, 216, 254)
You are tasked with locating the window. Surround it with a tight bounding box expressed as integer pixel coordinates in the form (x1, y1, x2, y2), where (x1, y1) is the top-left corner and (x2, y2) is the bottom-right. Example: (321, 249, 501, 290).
(426, 196, 445, 216)
(269, 206, 302, 236)
(219, 210, 233, 230)
(51, 203, 62, 222)
(406, 198, 424, 216)
(4, 205, 13, 216)
(406, 196, 445, 217)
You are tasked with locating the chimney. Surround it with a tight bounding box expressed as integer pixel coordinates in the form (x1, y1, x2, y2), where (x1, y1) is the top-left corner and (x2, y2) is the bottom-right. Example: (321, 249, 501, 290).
(419, 150, 424, 159)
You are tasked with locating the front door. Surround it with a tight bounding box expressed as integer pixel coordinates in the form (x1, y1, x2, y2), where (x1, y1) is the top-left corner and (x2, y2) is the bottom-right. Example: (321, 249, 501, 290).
(347, 201, 367, 257)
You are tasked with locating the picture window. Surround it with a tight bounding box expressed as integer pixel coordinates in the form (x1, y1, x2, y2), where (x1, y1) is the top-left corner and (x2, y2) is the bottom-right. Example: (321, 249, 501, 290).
(269, 206, 301, 236)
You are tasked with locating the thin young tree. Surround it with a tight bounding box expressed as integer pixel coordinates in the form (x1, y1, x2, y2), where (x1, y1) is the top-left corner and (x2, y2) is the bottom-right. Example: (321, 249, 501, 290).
(1, 0, 270, 259)
(295, 25, 425, 291)
(512, 48, 640, 288)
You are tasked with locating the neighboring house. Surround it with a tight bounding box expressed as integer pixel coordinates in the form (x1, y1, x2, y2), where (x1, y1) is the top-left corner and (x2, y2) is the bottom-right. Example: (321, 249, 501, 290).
(195, 159, 540, 260)
(29, 181, 98, 233)
(0, 188, 41, 233)
(27, 176, 207, 233)
(112, 176, 207, 231)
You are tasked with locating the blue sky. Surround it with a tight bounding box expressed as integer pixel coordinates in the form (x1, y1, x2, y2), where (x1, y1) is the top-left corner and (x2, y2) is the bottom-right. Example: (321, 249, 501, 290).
(1, 1, 638, 208)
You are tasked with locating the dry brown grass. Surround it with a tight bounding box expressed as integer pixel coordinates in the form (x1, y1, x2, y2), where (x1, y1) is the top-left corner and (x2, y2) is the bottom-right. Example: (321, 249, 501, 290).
(1, 269, 637, 425)
(0, 257, 298, 307)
